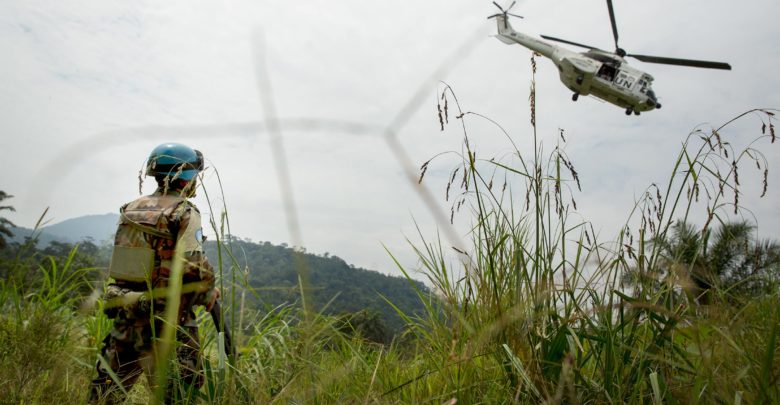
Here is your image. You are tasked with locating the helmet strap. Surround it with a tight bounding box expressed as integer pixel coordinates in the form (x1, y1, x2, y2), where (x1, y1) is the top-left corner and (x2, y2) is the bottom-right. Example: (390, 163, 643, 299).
(182, 178, 198, 198)
(155, 175, 193, 196)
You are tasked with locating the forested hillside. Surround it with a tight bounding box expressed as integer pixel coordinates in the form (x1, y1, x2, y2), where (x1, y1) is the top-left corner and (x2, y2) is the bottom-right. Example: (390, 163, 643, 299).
(204, 238, 429, 335)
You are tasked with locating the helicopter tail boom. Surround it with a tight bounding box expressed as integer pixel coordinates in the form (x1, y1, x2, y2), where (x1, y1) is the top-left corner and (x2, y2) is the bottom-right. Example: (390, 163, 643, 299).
(494, 16, 557, 59)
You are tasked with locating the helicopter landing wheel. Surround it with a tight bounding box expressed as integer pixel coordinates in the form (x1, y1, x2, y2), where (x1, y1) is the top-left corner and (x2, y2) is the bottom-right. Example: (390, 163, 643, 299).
(634, 110, 640, 116)
(656, 103, 662, 109)
(625, 108, 633, 115)
(572, 93, 579, 101)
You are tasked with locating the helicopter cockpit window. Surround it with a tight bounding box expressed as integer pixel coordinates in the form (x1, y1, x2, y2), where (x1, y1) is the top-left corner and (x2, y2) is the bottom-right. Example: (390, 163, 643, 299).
(637, 79, 648, 94)
(638, 75, 653, 94)
(647, 89, 657, 102)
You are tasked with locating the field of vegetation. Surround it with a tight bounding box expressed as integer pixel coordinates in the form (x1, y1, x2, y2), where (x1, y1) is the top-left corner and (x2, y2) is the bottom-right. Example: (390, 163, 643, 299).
(1, 71, 778, 403)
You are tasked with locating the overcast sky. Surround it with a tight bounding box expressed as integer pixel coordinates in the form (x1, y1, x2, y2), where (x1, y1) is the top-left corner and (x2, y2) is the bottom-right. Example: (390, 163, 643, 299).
(1, 0, 779, 278)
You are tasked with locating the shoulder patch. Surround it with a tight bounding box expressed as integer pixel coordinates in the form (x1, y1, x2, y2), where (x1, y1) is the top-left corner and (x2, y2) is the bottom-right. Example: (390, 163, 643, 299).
(177, 209, 204, 253)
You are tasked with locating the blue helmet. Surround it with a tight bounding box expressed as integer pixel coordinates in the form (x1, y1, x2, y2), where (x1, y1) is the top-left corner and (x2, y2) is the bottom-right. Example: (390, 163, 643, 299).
(145, 143, 204, 181)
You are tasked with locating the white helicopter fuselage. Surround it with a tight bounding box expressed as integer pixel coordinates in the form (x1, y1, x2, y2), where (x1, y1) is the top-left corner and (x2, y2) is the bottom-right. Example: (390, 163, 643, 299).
(495, 16, 659, 113)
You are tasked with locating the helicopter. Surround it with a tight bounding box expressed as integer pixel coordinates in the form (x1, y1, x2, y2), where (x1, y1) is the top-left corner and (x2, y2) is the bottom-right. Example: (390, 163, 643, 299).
(489, 0, 731, 115)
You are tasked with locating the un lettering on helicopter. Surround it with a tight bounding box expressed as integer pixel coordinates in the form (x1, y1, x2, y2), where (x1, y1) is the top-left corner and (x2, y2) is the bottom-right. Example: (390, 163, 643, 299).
(490, 1, 731, 115)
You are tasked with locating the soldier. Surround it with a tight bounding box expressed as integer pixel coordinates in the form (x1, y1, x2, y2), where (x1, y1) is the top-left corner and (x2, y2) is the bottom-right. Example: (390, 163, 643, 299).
(89, 143, 220, 404)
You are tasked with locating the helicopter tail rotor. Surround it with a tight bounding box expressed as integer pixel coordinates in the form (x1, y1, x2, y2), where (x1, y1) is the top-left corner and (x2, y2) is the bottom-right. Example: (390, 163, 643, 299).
(488, 1, 523, 29)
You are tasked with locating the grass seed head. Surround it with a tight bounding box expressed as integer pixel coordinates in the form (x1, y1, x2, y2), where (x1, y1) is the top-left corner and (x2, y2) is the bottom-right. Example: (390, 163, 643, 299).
(446, 167, 460, 201)
(437, 102, 444, 131)
(761, 168, 768, 197)
(461, 164, 469, 191)
(524, 186, 531, 211)
(443, 96, 449, 124)
(703, 208, 714, 232)
(418, 161, 430, 184)
(529, 82, 536, 127)
(561, 157, 581, 191)
(713, 129, 723, 150)
(703, 135, 715, 151)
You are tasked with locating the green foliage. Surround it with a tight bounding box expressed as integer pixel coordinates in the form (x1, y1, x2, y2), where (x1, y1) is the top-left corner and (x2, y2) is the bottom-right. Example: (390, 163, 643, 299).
(0, 190, 16, 250)
(0, 304, 87, 403)
(0, 237, 105, 299)
(0, 242, 95, 403)
(336, 309, 391, 344)
(627, 219, 780, 304)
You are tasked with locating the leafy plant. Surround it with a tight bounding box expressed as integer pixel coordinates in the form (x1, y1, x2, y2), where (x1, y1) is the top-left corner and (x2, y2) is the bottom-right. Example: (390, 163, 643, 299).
(0, 190, 15, 250)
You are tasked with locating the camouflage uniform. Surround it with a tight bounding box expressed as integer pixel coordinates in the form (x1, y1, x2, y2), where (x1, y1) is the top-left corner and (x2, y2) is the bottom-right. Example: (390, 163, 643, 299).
(89, 188, 215, 404)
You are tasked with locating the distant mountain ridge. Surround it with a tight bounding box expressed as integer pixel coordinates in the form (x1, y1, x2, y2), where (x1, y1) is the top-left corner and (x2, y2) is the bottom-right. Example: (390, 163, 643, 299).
(10, 213, 119, 246)
(41, 213, 118, 243)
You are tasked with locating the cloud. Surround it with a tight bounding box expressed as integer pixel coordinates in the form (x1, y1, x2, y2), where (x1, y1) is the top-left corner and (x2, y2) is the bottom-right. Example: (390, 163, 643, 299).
(1, 0, 779, 278)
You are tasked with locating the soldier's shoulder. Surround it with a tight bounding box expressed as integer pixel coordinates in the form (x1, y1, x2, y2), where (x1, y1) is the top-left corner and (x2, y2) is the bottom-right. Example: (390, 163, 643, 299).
(170, 199, 200, 224)
(125, 193, 168, 207)
(182, 199, 201, 214)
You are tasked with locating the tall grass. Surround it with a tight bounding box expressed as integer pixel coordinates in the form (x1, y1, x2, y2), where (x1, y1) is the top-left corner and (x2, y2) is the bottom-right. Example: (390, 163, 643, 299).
(0, 241, 97, 403)
(399, 57, 780, 403)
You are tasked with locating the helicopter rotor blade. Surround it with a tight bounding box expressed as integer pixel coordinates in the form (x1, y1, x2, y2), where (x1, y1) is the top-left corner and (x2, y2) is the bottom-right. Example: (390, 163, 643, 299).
(628, 53, 732, 70)
(492, 1, 504, 12)
(507, 1, 516, 11)
(507, 13, 524, 19)
(606, 0, 620, 51)
(540, 35, 601, 51)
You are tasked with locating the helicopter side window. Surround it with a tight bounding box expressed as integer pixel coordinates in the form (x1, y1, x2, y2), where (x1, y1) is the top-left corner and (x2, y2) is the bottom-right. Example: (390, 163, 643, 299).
(597, 63, 617, 82)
